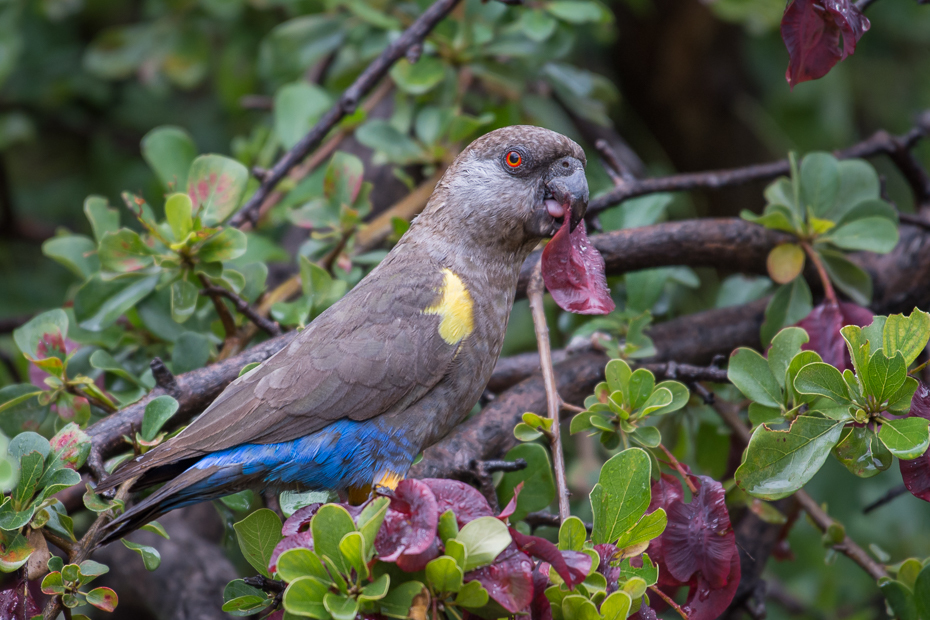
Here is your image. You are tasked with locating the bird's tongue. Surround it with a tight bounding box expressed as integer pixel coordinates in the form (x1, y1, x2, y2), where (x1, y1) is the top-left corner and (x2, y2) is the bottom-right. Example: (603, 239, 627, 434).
(541, 216, 615, 315)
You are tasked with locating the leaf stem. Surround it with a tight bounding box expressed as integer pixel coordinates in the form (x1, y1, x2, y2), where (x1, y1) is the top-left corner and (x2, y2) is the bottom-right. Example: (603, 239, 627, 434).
(800, 242, 838, 305)
(658, 443, 697, 494)
(527, 261, 571, 522)
(649, 585, 690, 620)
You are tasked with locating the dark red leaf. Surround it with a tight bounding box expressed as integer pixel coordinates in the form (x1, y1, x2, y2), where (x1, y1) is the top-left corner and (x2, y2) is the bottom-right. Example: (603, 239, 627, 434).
(281, 504, 323, 536)
(781, 0, 870, 87)
(511, 529, 590, 588)
(541, 218, 615, 315)
(422, 479, 494, 526)
(900, 450, 930, 502)
(594, 544, 622, 593)
(396, 537, 441, 572)
(629, 602, 658, 620)
(375, 479, 439, 562)
(0, 580, 41, 620)
(661, 476, 735, 589)
(797, 302, 873, 371)
(909, 382, 930, 421)
(466, 545, 535, 613)
(497, 482, 523, 522)
(530, 567, 553, 620)
(269, 530, 314, 574)
(682, 552, 741, 620)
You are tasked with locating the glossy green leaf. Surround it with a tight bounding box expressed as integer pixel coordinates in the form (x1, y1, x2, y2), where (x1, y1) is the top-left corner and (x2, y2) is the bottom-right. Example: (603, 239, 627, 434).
(141, 126, 197, 190)
(800, 152, 840, 216)
(819, 248, 872, 306)
(324, 592, 358, 620)
(277, 548, 330, 584)
(456, 516, 511, 571)
(883, 310, 930, 367)
(98, 229, 157, 272)
(880, 579, 919, 620)
(121, 539, 161, 571)
(198, 227, 247, 262)
(141, 395, 180, 441)
(498, 442, 555, 522)
(833, 426, 892, 478)
(455, 580, 489, 608)
(360, 573, 390, 602)
(768, 327, 809, 390)
(728, 347, 783, 408)
(562, 594, 601, 620)
(914, 564, 930, 620)
(73, 274, 159, 331)
(85, 587, 118, 612)
(426, 555, 463, 593)
(379, 581, 425, 619)
(558, 516, 586, 551)
(865, 350, 907, 403)
(284, 576, 330, 618)
(338, 531, 367, 579)
(878, 417, 930, 460)
(794, 362, 851, 404)
(234, 508, 283, 578)
(761, 278, 813, 347)
(614, 508, 666, 549)
(311, 504, 355, 575)
(590, 448, 651, 545)
(187, 154, 249, 226)
(735, 415, 844, 500)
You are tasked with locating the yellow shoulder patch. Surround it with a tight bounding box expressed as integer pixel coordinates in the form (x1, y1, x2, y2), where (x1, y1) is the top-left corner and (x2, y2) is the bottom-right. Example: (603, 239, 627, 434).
(424, 268, 474, 345)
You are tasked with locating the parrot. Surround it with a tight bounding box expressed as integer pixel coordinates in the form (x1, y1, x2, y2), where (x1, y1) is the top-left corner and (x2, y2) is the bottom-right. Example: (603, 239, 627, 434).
(97, 125, 614, 543)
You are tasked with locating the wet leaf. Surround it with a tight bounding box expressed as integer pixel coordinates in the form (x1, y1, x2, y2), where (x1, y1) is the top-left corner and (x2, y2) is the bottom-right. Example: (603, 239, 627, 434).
(375, 479, 438, 563)
(590, 448, 651, 545)
(781, 0, 870, 87)
(883, 310, 930, 367)
(728, 347, 783, 408)
(833, 425, 892, 477)
(878, 418, 930, 460)
(457, 516, 511, 571)
(542, 218, 615, 315)
(427, 555, 464, 593)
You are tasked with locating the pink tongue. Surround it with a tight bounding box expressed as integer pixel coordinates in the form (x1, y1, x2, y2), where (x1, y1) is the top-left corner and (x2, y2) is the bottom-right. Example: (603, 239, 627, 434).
(541, 217, 615, 315)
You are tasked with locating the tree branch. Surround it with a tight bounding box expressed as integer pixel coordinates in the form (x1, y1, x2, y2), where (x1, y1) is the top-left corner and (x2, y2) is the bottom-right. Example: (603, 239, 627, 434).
(227, 0, 468, 229)
(199, 284, 282, 336)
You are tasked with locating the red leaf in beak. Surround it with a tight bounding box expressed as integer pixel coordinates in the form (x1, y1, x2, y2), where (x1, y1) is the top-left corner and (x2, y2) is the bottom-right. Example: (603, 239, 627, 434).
(541, 218, 614, 315)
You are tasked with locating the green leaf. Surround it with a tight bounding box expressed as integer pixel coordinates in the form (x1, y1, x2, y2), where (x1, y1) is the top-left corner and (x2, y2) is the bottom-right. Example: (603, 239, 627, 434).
(546, 1, 610, 23)
(222, 594, 271, 616)
(165, 193, 194, 242)
(140, 521, 170, 539)
(356, 496, 389, 557)
(84, 196, 120, 244)
(360, 573, 391, 602)
(171, 331, 213, 375)
(828, 159, 881, 221)
(43, 235, 100, 280)
(198, 227, 247, 262)
(819, 249, 873, 306)
(120, 539, 161, 571)
(355, 120, 423, 165)
(835, 197, 898, 227)
(800, 152, 840, 216)
(558, 516, 586, 551)
(379, 581, 425, 619)
(766, 243, 805, 284)
(324, 592, 358, 620)
(12, 450, 44, 508)
(883, 310, 930, 367)
(338, 531, 368, 579)
(311, 504, 355, 575)
(888, 377, 920, 414)
(741, 206, 797, 233)
(735, 415, 844, 500)
(626, 368, 655, 411)
(514, 423, 544, 442)
(0, 530, 33, 572)
(826, 217, 899, 253)
(768, 327, 810, 390)
(748, 403, 783, 426)
(794, 362, 851, 404)
(98, 229, 156, 273)
(389, 56, 446, 96)
(880, 579, 919, 620)
(562, 594, 601, 620)
(0, 499, 36, 531)
(520, 9, 557, 41)
(438, 509, 458, 545)
(170, 279, 199, 324)
(833, 426, 892, 478)
(186, 155, 249, 226)
(915, 564, 930, 620)
(73, 274, 159, 331)
(85, 587, 118, 612)
(141, 395, 180, 441)
(878, 418, 930, 460)
(274, 82, 332, 150)
(454, 580, 489, 608)
(9, 432, 51, 461)
(590, 448, 651, 545)
(728, 348, 783, 408)
(630, 425, 661, 448)
(456, 516, 511, 572)
(141, 126, 197, 190)
(600, 591, 633, 620)
(761, 278, 813, 347)
(497, 443, 555, 522)
(234, 508, 283, 578)
(865, 350, 907, 403)
(614, 508, 667, 549)
(284, 576, 331, 618)
(426, 555, 464, 593)
(37, 466, 82, 501)
(90, 349, 141, 386)
(277, 548, 331, 583)
(14, 309, 69, 364)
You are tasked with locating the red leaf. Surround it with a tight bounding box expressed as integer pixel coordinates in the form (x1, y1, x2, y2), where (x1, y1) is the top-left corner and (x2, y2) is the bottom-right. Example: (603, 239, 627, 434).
(900, 450, 930, 502)
(466, 545, 535, 613)
(0, 580, 41, 619)
(375, 479, 439, 562)
(510, 529, 590, 588)
(909, 382, 930, 421)
(422, 479, 494, 526)
(594, 544, 622, 593)
(530, 567, 553, 620)
(396, 537, 441, 572)
(661, 476, 735, 589)
(541, 218, 615, 315)
(281, 504, 323, 537)
(797, 302, 873, 371)
(683, 553, 741, 620)
(781, 0, 870, 87)
(497, 481, 523, 522)
(268, 530, 314, 574)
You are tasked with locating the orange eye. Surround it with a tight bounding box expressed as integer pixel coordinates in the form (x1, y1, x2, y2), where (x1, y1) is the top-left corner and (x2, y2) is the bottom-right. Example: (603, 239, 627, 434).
(505, 151, 523, 168)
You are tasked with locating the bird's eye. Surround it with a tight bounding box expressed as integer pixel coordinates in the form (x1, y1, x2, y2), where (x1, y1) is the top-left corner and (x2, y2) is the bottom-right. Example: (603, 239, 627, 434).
(505, 151, 523, 168)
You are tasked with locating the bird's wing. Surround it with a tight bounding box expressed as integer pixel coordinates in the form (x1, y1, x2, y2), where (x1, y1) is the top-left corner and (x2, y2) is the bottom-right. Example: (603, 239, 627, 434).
(132, 255, 469, 471)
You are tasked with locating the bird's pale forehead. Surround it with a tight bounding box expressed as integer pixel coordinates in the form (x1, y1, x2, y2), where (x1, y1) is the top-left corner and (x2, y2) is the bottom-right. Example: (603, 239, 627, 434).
(465, 125, 586, 166)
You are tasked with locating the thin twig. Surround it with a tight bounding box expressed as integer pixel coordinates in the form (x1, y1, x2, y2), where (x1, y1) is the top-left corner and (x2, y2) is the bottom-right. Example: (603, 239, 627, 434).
(524, 511, 592, 531)
(198, 274, 238, 343)
(899, 213, 930, 231)
(801, 241, 838, 305)
(527, 262, 571, 521)
(228, 0, 466, 228)
(649, 585, 690, 620)
(658, 444, 697, 494)
(200, 284, 282, 336)
(862, 484, 909, 514)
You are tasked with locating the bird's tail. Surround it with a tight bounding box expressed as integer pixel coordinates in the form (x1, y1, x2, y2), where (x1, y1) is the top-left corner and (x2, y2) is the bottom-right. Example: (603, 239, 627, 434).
(97, 466, 230, 546)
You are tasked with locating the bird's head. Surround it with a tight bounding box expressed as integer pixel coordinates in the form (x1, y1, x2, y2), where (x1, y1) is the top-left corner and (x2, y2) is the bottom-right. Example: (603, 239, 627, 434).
(418, 125, 614, 314)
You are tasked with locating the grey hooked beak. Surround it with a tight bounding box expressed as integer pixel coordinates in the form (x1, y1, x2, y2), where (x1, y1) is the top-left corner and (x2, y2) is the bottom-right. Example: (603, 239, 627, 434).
(545, 158, 588, 232)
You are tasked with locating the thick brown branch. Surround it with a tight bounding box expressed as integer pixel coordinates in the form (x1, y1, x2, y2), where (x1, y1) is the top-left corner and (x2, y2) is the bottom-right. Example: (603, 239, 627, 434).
(227, 0, 466, 228)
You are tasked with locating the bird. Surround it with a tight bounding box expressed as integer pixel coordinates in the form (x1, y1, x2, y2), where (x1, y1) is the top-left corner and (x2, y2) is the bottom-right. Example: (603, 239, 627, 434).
(97, 125, 613, 543)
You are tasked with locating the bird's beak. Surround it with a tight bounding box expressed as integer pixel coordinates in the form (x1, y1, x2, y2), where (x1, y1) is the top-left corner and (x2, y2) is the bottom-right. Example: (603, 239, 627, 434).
(545, 158, 588, 232)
